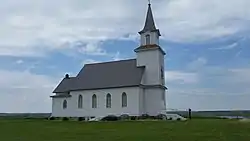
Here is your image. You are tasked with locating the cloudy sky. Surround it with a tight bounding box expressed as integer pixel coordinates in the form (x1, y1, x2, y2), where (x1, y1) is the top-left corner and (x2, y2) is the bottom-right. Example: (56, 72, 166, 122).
(0, 0, 250, 113)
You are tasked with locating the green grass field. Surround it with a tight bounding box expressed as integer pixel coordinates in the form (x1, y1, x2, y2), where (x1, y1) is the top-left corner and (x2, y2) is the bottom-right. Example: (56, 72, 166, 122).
(0, 119, 249, 141)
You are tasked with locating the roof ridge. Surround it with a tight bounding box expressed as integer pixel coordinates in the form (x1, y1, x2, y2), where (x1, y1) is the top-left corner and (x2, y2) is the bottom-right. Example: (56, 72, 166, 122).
(85, 58, 136, 65)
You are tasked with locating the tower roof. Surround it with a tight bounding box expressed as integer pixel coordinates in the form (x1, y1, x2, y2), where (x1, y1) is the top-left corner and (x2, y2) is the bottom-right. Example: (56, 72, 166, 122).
(139, 3, 161, 36)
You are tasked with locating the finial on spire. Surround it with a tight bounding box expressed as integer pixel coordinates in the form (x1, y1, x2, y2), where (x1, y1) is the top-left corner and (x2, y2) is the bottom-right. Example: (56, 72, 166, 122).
(148, 0, 151, 5)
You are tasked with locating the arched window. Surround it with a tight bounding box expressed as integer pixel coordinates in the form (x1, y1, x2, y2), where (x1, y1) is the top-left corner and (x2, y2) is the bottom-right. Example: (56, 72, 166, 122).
(63, 100, 67, 109)
(78, 95, 83, 109)
(122, 92, 127, 107)
(92, 94, 97, 108)
(145, 34, 150, 44)
(106, 93, 111, 108)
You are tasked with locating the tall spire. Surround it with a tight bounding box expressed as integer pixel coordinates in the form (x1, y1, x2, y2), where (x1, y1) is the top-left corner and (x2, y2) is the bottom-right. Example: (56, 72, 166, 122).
(139, 2, 160, 36)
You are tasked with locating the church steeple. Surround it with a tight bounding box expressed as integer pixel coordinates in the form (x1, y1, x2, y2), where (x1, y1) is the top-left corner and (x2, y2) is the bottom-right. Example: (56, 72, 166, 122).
(137, 2, 161, 47)
(139, 3, 161, 36)
(134, 1, 167, 116)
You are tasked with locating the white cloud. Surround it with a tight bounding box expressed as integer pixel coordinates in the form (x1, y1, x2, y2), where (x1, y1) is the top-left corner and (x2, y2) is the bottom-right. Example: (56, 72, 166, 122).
(211, 42, 239, 50)
(166, 67, 250, 110)
(73, 41, 107, 56)
(228, 68, 250, 84)
(16, 60, 24, 64)
(112, 52, 122, 61)
(166, 71, 199, 84)
(159, 0, 250, 42)
(167, 88, 250, 111)
(82, 59, 100, 65)
(1, 0, 250, 56)
(0, 70, 58, 113)
(188, 57, 207, 70)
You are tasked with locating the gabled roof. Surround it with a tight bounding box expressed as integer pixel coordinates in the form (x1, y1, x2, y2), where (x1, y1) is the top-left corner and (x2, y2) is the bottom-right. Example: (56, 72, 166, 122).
(139, 4, 161, 36)
(53, 59, 145, 93)
(52, 77, 76, 93)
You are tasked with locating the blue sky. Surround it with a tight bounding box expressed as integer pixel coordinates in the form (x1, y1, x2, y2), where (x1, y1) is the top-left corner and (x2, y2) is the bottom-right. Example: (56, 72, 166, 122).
(0, 0, 250, 112)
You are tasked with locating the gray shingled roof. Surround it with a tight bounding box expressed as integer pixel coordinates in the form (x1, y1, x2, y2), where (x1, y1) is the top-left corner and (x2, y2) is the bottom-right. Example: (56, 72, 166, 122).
(139, 4, 161, 36)
(53, 59, 145, 93)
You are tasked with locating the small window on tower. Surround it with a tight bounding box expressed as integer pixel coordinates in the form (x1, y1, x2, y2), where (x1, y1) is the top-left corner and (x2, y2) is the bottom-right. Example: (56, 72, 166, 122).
(161, 67, 164, 84)
(146, 34, 150, 44)
(161, 67, 164, 78)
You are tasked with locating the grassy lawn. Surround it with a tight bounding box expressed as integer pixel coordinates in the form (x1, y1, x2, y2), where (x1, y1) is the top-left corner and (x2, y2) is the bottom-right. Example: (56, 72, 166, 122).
(0, 119, 250, 141)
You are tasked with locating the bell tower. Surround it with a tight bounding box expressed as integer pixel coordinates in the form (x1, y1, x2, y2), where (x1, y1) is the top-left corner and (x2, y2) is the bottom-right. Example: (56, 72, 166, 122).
(135, 2, 166, 86)
(135, 2, 167, 116)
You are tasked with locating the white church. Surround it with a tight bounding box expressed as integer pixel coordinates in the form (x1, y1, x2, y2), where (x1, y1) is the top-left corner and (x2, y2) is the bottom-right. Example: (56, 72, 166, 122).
(50, 3, 167, 118)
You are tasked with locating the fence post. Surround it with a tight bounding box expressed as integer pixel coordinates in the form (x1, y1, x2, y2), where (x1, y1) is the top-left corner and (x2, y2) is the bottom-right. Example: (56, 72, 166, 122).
(188, 108, 192, 119)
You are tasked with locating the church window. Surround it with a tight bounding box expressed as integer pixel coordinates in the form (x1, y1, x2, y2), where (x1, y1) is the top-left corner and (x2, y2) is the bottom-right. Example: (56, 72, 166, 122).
(92, 94, 97, 108)
(63, 100, 67, 109)
(122, 92, 127, 107)
(106, 93, 111, 108)
(161, 67, 164, 78)
(78, 95, 83, 109)
(146, 34, 150, 44)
